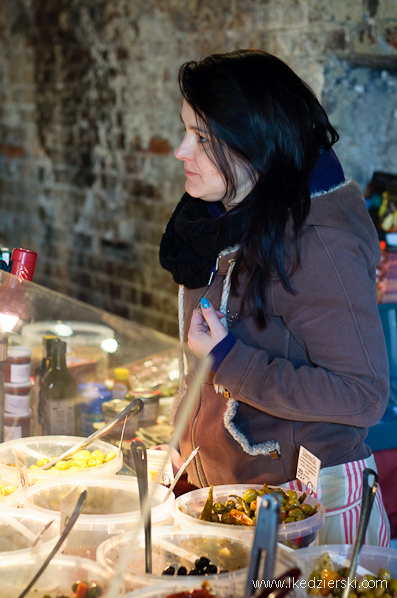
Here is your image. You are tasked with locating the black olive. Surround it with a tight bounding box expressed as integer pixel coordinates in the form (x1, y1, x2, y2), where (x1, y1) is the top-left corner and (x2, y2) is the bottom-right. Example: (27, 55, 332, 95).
(87, 584, 103, 598)
(177, 566, 187, 575)
(195, 556, 210, 571)
(205, 564, 218, 574)
(162, 565, 175, 575)
(188, 568, 200, 575)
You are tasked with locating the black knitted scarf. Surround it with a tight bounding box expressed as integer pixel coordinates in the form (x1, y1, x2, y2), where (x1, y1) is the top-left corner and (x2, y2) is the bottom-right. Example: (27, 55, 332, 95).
(159, 193, 242, 289)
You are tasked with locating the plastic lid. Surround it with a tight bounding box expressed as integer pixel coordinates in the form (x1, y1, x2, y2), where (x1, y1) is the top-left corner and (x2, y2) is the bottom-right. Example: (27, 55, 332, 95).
(114, 367, 130, 381)
(6, 347, 32, 359)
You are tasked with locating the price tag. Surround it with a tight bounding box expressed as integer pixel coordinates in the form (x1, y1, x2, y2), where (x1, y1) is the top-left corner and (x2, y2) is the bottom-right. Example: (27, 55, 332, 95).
(15, 448, 29, 490)
(147, 449, 174, 486)
(296, 446, 321, 495)
(60, 486, 83, 535)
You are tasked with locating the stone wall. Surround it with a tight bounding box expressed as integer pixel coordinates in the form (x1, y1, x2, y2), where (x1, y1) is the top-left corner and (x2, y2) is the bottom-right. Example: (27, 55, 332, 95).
(0, 0, 396, 336)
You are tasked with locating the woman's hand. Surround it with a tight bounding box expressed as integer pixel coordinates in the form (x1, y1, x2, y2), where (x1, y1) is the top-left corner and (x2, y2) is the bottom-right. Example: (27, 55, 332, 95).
(187, 297, 228, 358)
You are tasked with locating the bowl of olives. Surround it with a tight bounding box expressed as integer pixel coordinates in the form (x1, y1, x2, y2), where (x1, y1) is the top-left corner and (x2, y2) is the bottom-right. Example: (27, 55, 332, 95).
(96, 525, 254, 594)
(296, 544, 397, 598)
(173, 483, 325, 549)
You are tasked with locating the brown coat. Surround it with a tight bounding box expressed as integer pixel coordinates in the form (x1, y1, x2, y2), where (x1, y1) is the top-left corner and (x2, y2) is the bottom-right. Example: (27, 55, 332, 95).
(175, 181, 389, 488)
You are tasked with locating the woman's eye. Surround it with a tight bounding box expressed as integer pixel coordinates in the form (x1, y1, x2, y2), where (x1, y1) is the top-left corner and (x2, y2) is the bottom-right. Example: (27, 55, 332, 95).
(198, 133, 208, 144)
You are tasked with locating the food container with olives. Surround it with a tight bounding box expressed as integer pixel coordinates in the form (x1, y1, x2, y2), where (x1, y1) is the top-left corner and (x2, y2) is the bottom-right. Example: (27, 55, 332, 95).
(0, 553, 120, 597)
(0, 435, 123, 483)
(97, 524, 302, 595)
(0, 472, 21, 506)
(173, 484, 325, 549)
(296, 544, 397, 598)
(118, 534, 303, 598)
(22, 475, 175, 559)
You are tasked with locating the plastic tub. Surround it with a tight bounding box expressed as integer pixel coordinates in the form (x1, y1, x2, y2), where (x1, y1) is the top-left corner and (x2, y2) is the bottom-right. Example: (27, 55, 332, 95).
(173, 484, 325, 549)
(0, 435, 123, 483)
(0, 553, 120, 597)
(23, 475, 175, 559)
(0, 472, 22, 506)
(296, 543, 397, 583)
(0, 507, 60, 560)
(119, 536, 303, 597)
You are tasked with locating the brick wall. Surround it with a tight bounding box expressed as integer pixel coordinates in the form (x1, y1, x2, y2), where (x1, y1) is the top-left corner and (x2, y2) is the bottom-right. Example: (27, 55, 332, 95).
(0, 0, 396, 336)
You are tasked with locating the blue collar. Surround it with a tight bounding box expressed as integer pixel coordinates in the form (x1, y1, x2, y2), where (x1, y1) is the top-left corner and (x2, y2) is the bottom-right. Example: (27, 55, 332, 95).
(308, 148, 345, 195)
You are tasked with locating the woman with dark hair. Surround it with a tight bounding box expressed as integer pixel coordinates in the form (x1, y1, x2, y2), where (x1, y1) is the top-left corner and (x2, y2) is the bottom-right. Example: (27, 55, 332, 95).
(159, 49, 390, 545)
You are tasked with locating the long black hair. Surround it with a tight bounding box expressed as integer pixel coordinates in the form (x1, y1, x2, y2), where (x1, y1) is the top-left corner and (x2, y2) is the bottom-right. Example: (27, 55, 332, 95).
(179, 49, 339, 328)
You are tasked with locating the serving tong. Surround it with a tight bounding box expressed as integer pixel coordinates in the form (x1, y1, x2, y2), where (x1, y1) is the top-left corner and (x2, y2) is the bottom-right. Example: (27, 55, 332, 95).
(130, 439, 152, 574)
(245, 493, 301, 598)
(38, 397, 144, 470)
(341, 467, 378, 598)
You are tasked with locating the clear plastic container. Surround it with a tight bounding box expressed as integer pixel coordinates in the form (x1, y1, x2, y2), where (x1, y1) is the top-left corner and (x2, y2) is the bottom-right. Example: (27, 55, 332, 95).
(0, 473, 21, 506)
(0, 553, 121, 597)
(0, 435, 123, 483)
(296, 543, 397, 583)
(23, 475, 175, 559)
(0, 507, 60, 560)
(97, 525, 251, 593)
(119, 536, 303, 597)
(173, 484, 325, 549)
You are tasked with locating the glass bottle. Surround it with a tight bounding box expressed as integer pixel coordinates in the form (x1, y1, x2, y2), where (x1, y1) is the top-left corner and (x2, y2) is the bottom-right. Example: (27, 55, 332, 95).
(34, 335, 58, 436)
(41, 339, 78, 435)
(111, 367, 132, 400)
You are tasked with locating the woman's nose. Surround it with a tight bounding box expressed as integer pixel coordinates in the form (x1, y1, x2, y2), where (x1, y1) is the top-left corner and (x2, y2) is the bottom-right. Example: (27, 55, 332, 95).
(174, 137, 192, 161)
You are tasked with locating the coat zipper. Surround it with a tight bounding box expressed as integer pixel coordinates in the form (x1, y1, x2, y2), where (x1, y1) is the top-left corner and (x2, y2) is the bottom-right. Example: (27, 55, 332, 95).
(191, 253, 221, 487)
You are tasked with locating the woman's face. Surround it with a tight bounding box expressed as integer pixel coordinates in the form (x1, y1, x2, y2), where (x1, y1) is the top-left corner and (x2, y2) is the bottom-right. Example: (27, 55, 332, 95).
(174, 101, 252, 209)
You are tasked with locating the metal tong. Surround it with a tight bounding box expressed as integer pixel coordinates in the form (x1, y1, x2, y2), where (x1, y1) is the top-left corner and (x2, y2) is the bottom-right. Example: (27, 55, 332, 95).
(39, 397, 144, 470)
(17, 489, 87, 598)
(244, 493, 280, 598)
(130, 439, 152, 574)
(341, 467, 378, 598)
(245, 492, 301, 598)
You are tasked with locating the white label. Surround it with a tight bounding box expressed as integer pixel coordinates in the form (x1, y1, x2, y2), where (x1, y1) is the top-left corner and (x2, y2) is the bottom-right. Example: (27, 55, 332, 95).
(296, 445, 321, 495)
(46, 399, 75, 435)
(60, 486, 83, 535)
(5, 392, 31, 416)
(4, 425, 22, 441)
(15, 448, 29, 490)
(147, 449, 174, 486)
(9, 363, 31, 383)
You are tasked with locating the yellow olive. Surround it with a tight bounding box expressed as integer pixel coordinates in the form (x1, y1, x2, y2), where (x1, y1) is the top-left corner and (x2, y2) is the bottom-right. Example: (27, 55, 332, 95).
(36, 458, 50, 467)
(91, 450, 105, 461)
(55, 460, 71, 470)
(2, 485, 16, 496)
(87, 459, 96, 467)
(73, 450, 91, 460)
(29, 464, 39, 469)
(105, 451, 117, 462)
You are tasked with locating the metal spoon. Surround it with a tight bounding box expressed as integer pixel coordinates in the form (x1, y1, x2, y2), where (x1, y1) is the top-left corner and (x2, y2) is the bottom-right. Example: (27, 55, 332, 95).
(38, 398, 144, 470)
(341, 467, 378, 598)
(17, 488, 87, 598)
(245, 492, 280, 598)
(130, 439, 152, 574)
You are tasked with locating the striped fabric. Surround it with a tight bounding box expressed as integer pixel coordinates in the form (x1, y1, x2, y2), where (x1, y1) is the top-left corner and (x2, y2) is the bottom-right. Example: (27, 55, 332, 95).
(285, 454, 391, 547)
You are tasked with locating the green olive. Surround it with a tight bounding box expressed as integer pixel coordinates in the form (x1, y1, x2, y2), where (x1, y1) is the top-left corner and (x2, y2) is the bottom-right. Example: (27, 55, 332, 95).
(285, 490, 298, 501)
(378, 570, 391, 583)
(242, 489, 258, 504)
(225, 499, 235, 511)
(301, 504, 313, 516)
(387, 580, 397, 596)
(285, 499, 301, 511)
(283, 516, 295, 523)
(213, 502, 227, 514)
(287, 508, 304, 518)
(337, 568, 350, 578)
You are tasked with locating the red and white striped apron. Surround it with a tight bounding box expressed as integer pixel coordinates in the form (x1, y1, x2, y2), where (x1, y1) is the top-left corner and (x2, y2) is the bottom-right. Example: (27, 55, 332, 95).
(285, 454, 390, 547)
